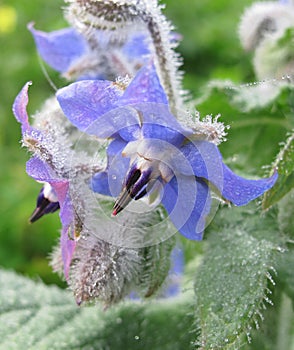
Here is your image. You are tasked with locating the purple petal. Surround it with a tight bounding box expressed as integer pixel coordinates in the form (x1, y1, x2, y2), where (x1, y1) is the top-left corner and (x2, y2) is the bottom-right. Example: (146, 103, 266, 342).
(161, 176, 211, 240)
(13, 82, 44, 145)
(56, 80, 124, 134)
(61, 225, 76, 279)
(26, 157, 70, 207)
(28, 23, 87, 73)
(27, 157, 75, 277)
(26, 157, 55, 182)
(60, 192, 76, 278)
(221, 165, 278, 206)
(12, 82, 32, 133)
(121, 62, 168, 105)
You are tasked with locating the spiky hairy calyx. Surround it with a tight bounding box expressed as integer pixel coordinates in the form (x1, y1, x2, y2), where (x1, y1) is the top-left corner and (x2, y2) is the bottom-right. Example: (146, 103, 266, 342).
(69, 233, 142, 306)
(67, 224, 176, 307)
(64, 0, 185, 113)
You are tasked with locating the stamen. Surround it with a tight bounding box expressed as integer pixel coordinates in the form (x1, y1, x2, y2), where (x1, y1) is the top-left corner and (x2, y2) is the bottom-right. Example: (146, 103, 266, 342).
(125, 168, 141, 189)
(30, 197, 51, 223)
(30, 199, 60, 223)
(112, 165, 154, 215)
(29, 187, 60, 223)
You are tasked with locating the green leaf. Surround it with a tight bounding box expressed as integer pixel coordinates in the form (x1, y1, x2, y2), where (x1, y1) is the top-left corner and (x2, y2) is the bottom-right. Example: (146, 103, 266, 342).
(194, 205, 280, 349)
(263, 131, 294, 209)
(0, 269, 195, 350)
(242, 292, 294, 350)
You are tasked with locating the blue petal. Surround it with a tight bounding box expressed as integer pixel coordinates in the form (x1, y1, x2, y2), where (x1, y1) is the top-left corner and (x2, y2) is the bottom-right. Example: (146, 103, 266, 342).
(106, 138, 127, 166)
(26, 157, 56, 182)
(28, 23, 87, 73)
(161, 175, 211, 240)
(180, 140, 278, 205)
(90, 163, 129, 197)
(117, 103, 191, 145)
(180, 140, 223, 178)
(57, 63, 189, 142)
(138, 103, 191, 144)
(121, 62, 168, 105)
(221, 164, 278, 206)
(117, 103, 190, 144)
(56, 80, 124, 134)
(91, 139, 130, 197)
(90, 171, 113, 196)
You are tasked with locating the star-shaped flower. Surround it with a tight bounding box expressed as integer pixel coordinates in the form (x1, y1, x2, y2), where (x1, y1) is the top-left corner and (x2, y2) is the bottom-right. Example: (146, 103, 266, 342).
(56, 62, 278, 240)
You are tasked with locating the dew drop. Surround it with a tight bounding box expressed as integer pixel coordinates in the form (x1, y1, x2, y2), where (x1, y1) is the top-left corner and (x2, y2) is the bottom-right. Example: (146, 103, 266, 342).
(134, 335, 140, 340)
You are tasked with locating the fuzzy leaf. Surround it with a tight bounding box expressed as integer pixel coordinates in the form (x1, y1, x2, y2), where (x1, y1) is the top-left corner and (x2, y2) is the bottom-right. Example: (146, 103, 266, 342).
(194, 205, 280, 349)
(0, 269, 195, 350)
(242, 292, 294, 350)
(263, 131, 294, 209)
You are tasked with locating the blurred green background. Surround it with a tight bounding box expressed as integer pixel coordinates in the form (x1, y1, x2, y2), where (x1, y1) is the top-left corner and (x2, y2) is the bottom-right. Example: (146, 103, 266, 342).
(0, 0, 254, 286)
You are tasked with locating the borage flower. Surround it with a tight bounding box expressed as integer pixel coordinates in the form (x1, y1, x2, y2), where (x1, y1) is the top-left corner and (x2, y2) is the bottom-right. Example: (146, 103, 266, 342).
(13, 82, 76, 277)
(29, 23, 152, 81)
(56, 62, 278, 240)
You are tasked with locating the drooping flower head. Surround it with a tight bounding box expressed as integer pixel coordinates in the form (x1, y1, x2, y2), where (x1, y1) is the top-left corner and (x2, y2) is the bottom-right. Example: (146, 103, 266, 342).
(56, 62, 278, 240)
(12, 82, 76, 277)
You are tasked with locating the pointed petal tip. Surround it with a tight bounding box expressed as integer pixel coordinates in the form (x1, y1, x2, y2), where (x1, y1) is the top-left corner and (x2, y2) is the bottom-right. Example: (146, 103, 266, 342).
(221, 164, 279, 207)
(12, 81, 33, 131)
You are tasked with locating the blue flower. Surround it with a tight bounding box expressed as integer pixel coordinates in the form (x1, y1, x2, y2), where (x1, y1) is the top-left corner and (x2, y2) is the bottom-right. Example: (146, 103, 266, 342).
(29, 23, 151, 80)
(56, 62, 278, 240)
(13, 82, 76, 277)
